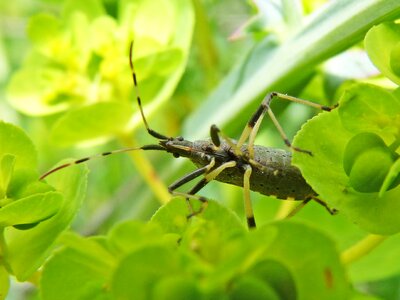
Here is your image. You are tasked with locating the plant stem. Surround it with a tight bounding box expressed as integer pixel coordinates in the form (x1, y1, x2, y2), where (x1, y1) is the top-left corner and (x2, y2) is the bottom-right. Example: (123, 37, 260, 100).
(341, 234, 387, 265)
(274, 201, 298, 220)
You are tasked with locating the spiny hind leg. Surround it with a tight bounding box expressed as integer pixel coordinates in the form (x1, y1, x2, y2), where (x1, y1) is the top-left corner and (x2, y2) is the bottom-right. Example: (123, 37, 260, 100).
(285, 197, 337, 218)
(285, 199, 311, 218)
(311, 196, 338, 215)
(236, 92, 336, 159)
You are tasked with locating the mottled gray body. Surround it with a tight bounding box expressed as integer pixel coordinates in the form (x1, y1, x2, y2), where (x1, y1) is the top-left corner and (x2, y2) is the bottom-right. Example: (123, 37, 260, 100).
(185, 139, 316, 201)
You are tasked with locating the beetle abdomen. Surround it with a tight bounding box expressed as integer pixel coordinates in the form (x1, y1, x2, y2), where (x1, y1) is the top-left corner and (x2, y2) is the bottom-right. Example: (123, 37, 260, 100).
(249, 146, 315, 200)
(190, 140, 315, 200)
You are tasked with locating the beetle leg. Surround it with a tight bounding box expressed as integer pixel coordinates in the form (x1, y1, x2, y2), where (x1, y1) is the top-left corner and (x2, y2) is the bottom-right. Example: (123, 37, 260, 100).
(210, 124, 239, 151)
(311, 196, 338, 215)
(236, 92, 336, 159)
(210, 124, 222, 147)
(168, 158, 215, 215)
(170, 160, 237, 220)
(243, 165, 256, 228)
(168, 158, 215, 193)
(185, 160, 236, 195)
(191, 161, 236, 217)
(285, 199, 311, 218)
(285, 197, 338, 218)
(202, 161, 237, 189)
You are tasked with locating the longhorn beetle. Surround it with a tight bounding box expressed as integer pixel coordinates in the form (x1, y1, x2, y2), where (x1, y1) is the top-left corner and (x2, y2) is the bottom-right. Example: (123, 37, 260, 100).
(40, 42, 337, 228)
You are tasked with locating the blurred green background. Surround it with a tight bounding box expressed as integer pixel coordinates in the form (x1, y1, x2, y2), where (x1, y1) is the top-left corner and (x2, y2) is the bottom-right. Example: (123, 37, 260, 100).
(2, 0, 400, 299)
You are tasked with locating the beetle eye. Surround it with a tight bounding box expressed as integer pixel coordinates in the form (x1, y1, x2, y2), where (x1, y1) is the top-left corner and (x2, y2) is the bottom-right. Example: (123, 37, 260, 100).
(173, 153, 180, 158)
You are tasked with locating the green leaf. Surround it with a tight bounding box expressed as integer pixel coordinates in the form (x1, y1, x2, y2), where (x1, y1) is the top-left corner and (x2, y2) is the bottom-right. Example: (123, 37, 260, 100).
(111, 245, 180, 300)
(7, 67, 85, 116)
(343, 133, 390, 176)
(5, 164, 87, 280)
(0, 121, 37, 170)
(0, 192, 62, 227)
(343, 133, 400, 193)
(198, 199, 246, 233)
(151, 276, 202, 300)
(365, 22, 400, 85)
(338, 83, 400, 139)
(0, 122, 70, 280)
(150, 197, 192, 235)
(108, 220, 169, 255)
(10, 178, 54, 200)
(119, 0, 177, 46)
(88, 16, 119, 54)
(134, 48, 183, 79)
(40, 244, 112, 300)
(264, 221, 350, 300)
(151, 197, 245, 236)
(229, 275, 280, 300)
(0, 121, 51, 201)
(347, 147, 397, 193)
(292, 107, 400, 234)
(59, 231, 115, 267)
(27, 14, 62, 55)
(247, 259, 296, 300)
(50, 101, 134, 146)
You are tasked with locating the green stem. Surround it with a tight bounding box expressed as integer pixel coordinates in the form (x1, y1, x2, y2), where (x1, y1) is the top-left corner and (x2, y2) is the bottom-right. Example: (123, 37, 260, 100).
(274, 201, 299, 220)
(341, 234, 387, 265)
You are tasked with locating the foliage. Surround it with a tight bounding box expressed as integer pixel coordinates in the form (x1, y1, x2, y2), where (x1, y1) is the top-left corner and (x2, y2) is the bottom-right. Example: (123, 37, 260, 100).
(0, 121, 86, 283)
(7, 0, 193, 145)
(40, 199, 349, 300)
(293, 83, 400, 235)
(1, 0, 400, 299)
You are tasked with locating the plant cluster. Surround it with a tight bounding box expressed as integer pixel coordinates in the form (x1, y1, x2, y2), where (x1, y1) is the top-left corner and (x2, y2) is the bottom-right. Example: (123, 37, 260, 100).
(0, 0, 400, 299)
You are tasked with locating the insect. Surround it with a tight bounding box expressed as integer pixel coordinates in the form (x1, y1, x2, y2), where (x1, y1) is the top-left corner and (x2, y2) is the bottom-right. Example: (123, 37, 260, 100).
(40, 42, 337, 228)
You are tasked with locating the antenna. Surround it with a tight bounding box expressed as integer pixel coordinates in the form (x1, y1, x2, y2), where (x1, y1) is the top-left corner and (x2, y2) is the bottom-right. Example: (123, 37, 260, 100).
(129, 42, 169, 140)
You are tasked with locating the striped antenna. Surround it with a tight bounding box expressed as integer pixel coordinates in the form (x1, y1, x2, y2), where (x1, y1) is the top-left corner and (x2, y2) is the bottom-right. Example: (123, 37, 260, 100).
(40, 145, 165, 180)
(129, 42, 169, 140)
